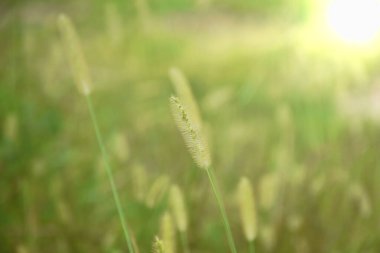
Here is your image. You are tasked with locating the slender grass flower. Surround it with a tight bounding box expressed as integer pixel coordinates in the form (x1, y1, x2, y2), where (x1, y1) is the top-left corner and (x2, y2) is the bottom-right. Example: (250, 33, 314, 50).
(152, 236, 165, 253)
(237, 177, 258, 242)
(57, 14, 91, 96)
(160, 212, 176, 253)
(169, 96, 210, 169)
(237, 177, 258, 253)
(169, 184, 188, 232)
(58, 14, 134, 253)
(169, 67, 202, 131)
(169, 184, 189, 253)
(169, 95, 237, 253)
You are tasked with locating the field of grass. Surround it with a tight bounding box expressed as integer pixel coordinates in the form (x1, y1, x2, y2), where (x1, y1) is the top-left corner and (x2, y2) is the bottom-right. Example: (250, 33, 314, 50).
(2, 0, 380, 252)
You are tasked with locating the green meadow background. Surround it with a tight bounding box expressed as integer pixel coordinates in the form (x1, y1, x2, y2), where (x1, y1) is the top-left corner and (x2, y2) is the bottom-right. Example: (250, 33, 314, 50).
(2, 0, 380, 252)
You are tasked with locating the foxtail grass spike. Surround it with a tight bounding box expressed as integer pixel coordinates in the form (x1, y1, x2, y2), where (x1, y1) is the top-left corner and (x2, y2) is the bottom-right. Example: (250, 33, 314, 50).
(169, 95, 237, 253)
(169, 185, 189, 253)
(109, 131, 130, 163)
(58, 14, 134, 253)
(169, 96, 210, 169)
(57, 14, 91, 95)
(169, 184, 188, 233)
(237, 177, 258, 242)
(160, 212, 176, 253)
(152, 236, 165, 253)
(169, 67, 202, 131)
(146, 175, 170, 208)
(259, 172, 279, 211)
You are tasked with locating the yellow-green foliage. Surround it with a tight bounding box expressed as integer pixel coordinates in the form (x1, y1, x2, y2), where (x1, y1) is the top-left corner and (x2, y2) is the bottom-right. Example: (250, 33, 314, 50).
(349, 182, 372, 218)
(259, 172, 279, 211)
(108, 131, 130, 163)
(3, 2, 380, 253)
(132, 163, 148, 202)
(105, 3, 123, 43)
(3, 113, 18, 142)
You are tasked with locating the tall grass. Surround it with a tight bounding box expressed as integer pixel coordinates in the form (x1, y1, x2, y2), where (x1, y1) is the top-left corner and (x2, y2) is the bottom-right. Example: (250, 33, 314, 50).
(3, 2, 379, 252)
(57, 14, 134, 253)
(237, 177, 257, 253)
(170, 96, 238, 253)
(169, 184, 189, 253)
(160, 211, 176, 253)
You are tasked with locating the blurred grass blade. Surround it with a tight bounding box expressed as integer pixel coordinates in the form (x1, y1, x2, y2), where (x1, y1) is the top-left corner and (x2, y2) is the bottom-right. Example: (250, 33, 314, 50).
(58, 13, 135, 253)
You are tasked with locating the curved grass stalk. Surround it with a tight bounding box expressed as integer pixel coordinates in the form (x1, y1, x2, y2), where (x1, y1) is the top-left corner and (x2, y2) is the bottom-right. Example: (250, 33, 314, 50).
(58, 14, 135, 252)
(170, 95, 238, 253)
(206, 167, 238, 253)
(85, 95, 134, 253)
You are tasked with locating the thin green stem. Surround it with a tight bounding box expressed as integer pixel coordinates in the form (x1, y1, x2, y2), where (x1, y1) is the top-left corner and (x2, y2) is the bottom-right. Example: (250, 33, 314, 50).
(85, 94, 134, 253)
(179, 231, 189, 253)
(248, 240, 255, 253)
(206, 167, 238, 253)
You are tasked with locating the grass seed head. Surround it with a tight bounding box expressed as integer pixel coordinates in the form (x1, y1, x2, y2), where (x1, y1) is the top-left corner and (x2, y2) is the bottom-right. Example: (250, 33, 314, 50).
(109, 131, 130, 163)
(146, 175, 170, 208)
(160, 212, 176, 253)
(57, 14, 91, 95)
(259, 172, 279, 211)
(169, 67, 202, 131)
(237, 176, 258, 241)
(152, 236, 165, 253)
(169, 184, 188, 232)
(169, 96, 211, 169)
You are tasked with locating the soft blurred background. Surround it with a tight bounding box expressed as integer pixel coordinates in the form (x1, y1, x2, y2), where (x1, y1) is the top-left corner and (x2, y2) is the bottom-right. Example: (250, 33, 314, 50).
(2, 0, 380, 252)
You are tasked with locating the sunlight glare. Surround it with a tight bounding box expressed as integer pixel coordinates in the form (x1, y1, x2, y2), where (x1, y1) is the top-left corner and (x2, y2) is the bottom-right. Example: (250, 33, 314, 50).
(325, 0, 380, 45)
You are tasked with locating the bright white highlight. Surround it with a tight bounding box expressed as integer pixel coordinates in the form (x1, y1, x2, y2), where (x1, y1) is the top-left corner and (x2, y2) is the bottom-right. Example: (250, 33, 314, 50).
(325, 0, 380, 45)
